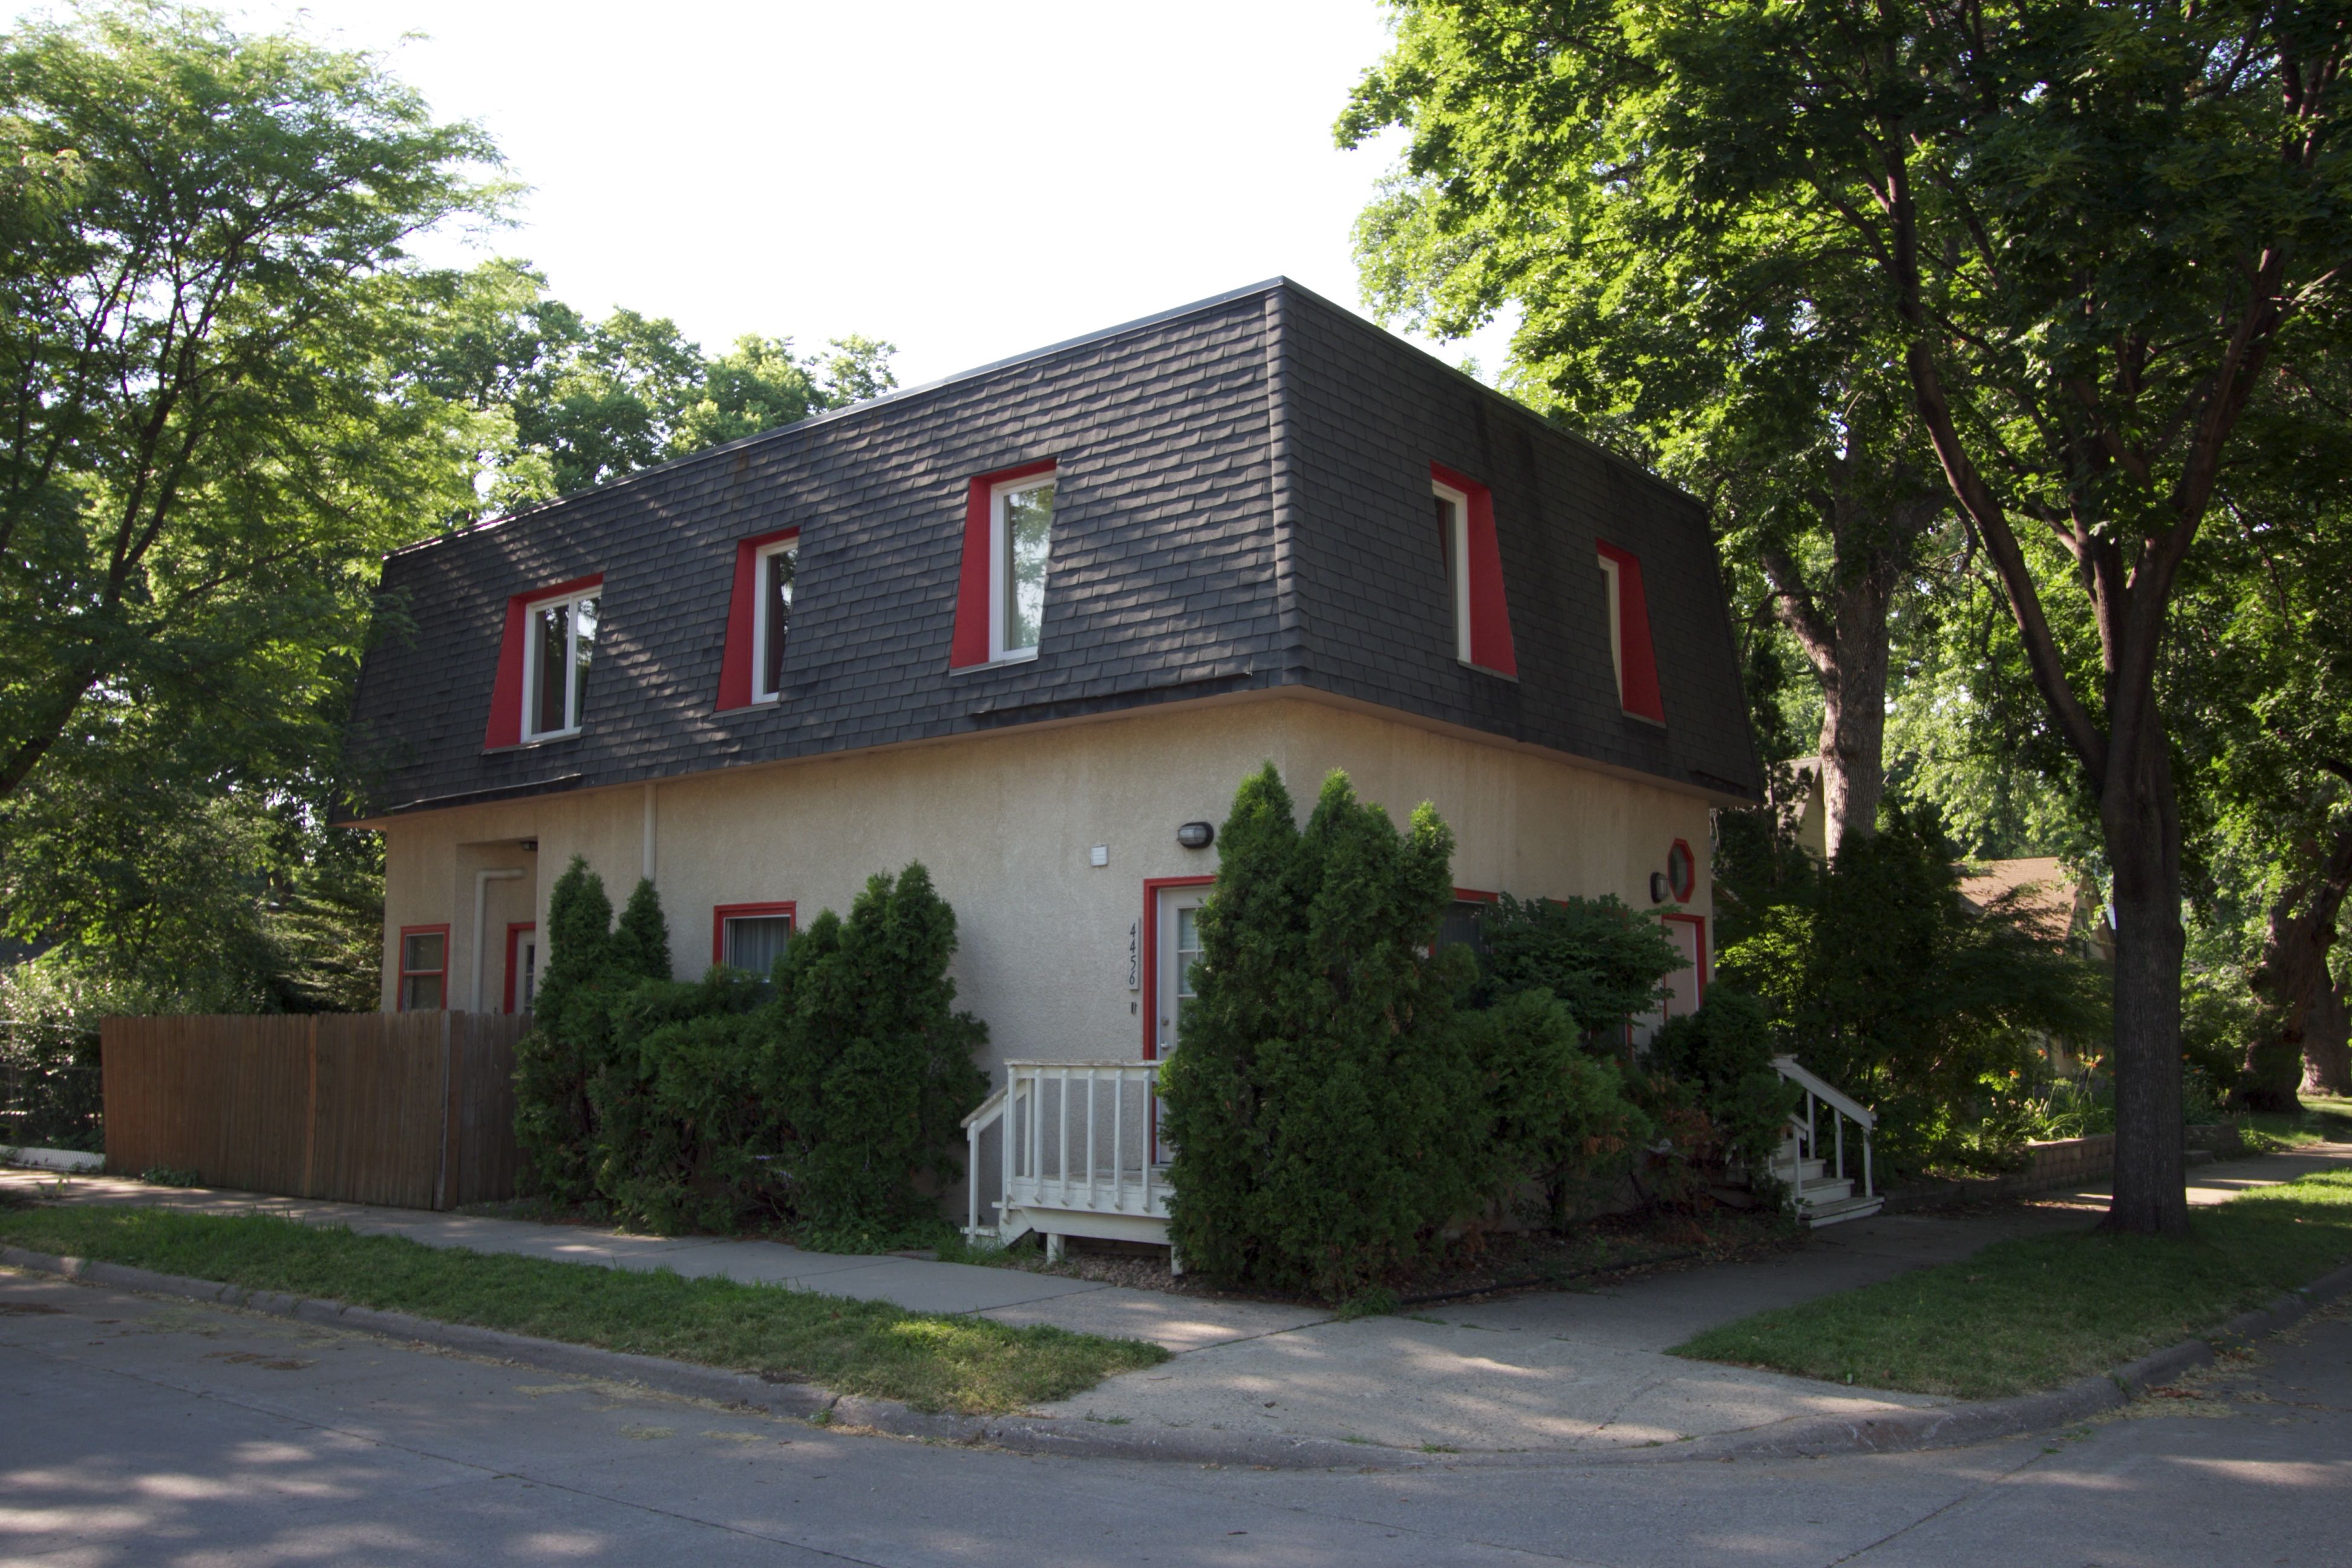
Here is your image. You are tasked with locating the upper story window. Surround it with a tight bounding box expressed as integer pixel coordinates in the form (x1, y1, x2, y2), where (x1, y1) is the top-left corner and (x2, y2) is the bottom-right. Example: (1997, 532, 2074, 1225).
(523, 585, 598, 740)
(992, 472, 1054, 661)
(1426, 462, 1518, 678)
(1431, 477, 1473, 665)
(754, 537, 797, 702)
(951, 459, 1058, 670)
(1595, 540, 1665, 724)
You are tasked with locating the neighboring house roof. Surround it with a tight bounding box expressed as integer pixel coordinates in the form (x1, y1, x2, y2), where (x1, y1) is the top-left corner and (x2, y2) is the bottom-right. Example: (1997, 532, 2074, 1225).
(343, 279, 1762, 821)
(1958, 857, 2094, 948)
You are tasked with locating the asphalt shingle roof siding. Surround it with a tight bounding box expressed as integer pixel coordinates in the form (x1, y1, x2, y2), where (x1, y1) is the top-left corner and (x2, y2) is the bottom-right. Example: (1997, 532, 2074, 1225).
(347, 281, 1761, 818)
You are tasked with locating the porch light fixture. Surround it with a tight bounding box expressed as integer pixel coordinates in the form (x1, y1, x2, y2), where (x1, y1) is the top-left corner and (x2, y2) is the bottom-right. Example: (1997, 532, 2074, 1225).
(1177, 821, 1215, 850)
(1648, 871, 1671, 904)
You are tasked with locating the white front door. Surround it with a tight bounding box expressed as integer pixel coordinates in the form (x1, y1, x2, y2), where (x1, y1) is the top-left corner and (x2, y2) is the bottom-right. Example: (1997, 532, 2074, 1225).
(1155, 887, 1207, 1059)
(1154, 887, 1207, 1165)
(1661, 915, 1702, 1018)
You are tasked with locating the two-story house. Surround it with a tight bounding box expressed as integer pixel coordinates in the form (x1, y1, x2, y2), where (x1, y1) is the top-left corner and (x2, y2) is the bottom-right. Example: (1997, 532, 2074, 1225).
(345, 279, 1761, 1099)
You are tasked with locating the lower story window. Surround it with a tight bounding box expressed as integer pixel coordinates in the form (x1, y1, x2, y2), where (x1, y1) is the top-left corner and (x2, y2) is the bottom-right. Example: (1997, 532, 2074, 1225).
(397, 926, 448, 1011)
(714, 902, 795, 975)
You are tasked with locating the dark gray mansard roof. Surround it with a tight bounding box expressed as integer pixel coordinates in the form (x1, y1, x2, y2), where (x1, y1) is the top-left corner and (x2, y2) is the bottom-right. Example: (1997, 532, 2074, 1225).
(345, 279, 1762, 820)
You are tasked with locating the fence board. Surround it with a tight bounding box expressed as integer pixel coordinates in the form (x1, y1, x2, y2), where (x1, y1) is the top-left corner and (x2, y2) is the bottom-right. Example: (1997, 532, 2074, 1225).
(99, 1013, 526, 1210)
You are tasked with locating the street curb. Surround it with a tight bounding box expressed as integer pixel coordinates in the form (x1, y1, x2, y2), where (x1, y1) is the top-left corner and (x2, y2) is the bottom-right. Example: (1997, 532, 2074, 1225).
(1625, 1258, 2352, 1466)
(0, 1244, 1421, 1469)
(7, 1244, 2349, 1471)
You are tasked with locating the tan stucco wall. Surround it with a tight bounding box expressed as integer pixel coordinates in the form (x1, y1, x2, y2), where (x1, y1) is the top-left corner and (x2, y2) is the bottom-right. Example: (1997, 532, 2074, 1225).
(373, 693, 1716, 1076)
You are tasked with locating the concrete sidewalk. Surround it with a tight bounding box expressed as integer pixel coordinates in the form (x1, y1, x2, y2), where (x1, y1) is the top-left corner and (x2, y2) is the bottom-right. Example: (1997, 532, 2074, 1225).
(7, 1142, 2347, 1457)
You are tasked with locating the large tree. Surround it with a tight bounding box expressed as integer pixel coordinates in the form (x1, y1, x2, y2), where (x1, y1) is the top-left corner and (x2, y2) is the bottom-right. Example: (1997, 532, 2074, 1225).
(0, 4, 502, 805)
(1348, 0, 2351, 1234)
(1350, 86, 1946, 859)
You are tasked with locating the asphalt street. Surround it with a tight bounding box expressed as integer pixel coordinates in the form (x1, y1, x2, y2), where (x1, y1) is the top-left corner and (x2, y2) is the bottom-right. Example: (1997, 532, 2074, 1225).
(2, 1266, 2344, 1567)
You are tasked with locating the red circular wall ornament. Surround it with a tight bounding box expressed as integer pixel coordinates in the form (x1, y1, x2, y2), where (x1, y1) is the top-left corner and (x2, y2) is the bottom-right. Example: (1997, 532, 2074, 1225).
(1665, 839, 1696, 903)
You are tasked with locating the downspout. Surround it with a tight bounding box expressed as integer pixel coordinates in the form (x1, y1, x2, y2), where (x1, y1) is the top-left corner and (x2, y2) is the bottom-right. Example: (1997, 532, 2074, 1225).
(472, 867, 527, 1013)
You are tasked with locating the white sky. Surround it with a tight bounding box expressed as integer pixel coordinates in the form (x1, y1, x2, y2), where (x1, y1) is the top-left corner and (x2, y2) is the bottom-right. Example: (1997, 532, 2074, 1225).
(181, 0, 1515, 389)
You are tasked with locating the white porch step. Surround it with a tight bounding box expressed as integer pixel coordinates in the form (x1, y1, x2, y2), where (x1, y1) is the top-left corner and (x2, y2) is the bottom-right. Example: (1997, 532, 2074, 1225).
(1797, 1175, 1855, 1206)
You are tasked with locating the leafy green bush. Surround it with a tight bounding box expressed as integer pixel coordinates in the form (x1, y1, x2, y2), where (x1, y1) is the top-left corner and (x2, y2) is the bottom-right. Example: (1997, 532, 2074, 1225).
(512, 858, 671, 1204)
(589, 970, 773, 1233)
(761, 864, 990, 1246)
(1717, 807, 2109, 1175)
(1160, 765, 1485, 1298)
(1642, 988, 1796, 1181)
(1457, 988, 1651, 1227)
(1477, 891, 1685, 1032)
(517, 858, 987, 1243)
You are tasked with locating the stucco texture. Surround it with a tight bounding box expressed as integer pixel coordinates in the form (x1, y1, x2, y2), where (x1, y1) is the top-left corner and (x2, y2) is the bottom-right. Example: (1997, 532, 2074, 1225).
(374, 692, 1714, 1079)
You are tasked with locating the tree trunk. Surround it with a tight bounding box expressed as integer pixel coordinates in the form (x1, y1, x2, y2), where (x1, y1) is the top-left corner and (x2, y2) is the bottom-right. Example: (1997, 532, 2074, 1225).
(2246, 819, 2352, 1112)
(2099, 737, 2191, 1238)
(2304, 982, 2350, 1097)
(1812, 567, 1892, 861)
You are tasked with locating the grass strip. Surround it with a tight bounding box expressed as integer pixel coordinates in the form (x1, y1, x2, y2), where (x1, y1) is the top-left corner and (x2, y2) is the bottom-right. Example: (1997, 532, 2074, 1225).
(0, 1204, 1166, 1415)
(1670, 1170, 2352, 1400)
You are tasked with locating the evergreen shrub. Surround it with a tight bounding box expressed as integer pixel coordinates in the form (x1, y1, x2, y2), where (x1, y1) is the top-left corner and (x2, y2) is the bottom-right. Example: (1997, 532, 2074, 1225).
(1642, 988, 1796, 1183)
(513, 858, 670, 1204)
(1160, 765, 1487, 1298)
(762, 865, 990, 1247)
(511, 858, 987, 1243)
(1477, 891, 1686, 1031)
(1456, 988, 1650, 1227)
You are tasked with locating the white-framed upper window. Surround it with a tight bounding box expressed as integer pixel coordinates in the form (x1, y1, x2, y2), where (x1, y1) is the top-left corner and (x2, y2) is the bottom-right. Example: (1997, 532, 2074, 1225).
(1597, 552, 1625, 700)
(989, 472, 1055, 662)
(753, 537, 797, 702)
(1432, 477, 1473, 665)
(522, 586, 598, 740)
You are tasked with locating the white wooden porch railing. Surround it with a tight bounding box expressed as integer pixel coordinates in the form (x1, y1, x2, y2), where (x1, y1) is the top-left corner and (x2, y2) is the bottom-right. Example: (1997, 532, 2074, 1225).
(1769, 1054, 1882, 1224)
(962, 1059, 1175, 1263)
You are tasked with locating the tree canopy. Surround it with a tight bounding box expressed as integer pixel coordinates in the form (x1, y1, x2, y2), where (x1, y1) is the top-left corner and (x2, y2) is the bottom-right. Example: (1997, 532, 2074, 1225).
(1346, 0, 2352, 1233)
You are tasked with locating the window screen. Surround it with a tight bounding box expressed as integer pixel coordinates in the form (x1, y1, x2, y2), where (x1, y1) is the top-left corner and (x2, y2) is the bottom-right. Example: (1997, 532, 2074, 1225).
(1437, 900, 1491, 962)
(724, 914, 794, 976)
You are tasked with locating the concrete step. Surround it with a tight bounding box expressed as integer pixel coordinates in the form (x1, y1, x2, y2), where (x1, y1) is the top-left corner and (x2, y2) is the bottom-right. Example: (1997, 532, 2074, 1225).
(1799, 1192, 1885, 1227)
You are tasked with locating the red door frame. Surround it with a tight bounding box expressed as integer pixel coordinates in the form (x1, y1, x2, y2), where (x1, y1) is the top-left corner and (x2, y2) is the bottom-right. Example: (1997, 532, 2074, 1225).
(503, 921, 537, 1014)
(1140, 877, 1217, 1060)
(1659, 910, 1708, 1016)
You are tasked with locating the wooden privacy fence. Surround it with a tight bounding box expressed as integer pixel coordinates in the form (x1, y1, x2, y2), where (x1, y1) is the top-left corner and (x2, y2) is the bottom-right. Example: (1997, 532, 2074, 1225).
(100, 1012, 530, 1210)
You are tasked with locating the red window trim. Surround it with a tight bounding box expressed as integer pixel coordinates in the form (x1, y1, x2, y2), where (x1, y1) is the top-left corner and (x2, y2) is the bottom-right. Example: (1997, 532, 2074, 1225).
(1660, 910, 1708, 1015)
(1666, 838, 1696, 903)
(1429, 462, 1518, 678)
(716, 528, 800, 713)
(711, 901, 797, 968)
(1140, 875, 1217, 1060)
(951, 459, 1057, 670)
(1595, 541, 1664, 724)
(483, 573, 605, 750)
(503, 921, 535, 1014)
(1451, 886, 1499, 903)
(396, 923, 450, 1013)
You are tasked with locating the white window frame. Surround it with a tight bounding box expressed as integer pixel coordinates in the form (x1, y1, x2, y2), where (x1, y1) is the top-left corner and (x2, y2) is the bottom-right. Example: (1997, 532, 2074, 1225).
(1432, 479, 1474, 665)
(751, 537, 798, 704)
(988, 473, 1054, 664)
(520, 586, 597, 742)
(1597, 553, 1627, 708)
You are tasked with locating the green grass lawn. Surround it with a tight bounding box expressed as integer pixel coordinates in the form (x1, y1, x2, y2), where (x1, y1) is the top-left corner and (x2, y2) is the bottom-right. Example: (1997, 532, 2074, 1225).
(2238, 1094, 2352, 1153)
(0, 1204, 1165, 1415)
(1671, 1170, 2352, 1400)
